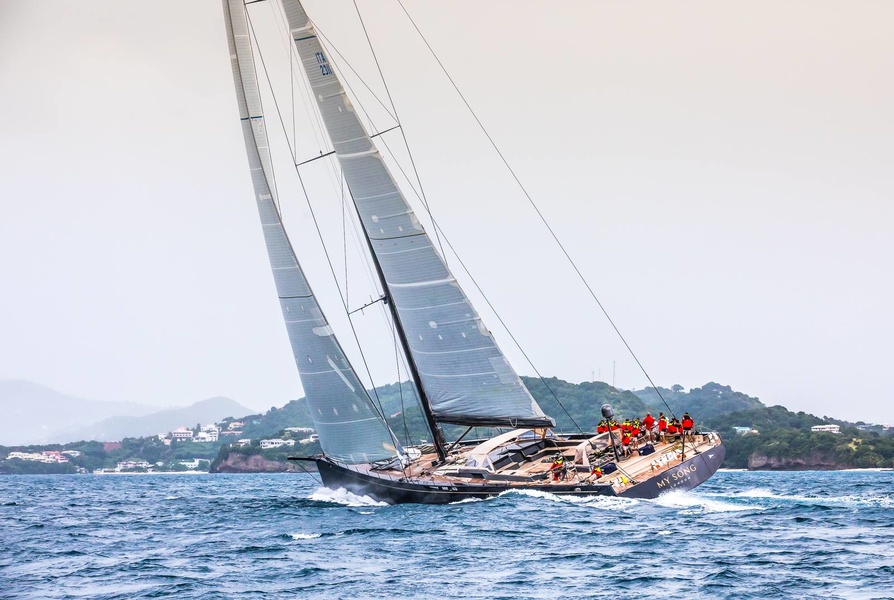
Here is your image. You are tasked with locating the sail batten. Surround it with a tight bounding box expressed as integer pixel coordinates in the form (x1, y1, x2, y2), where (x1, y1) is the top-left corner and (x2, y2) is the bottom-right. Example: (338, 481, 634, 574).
(282, 0, 554, 429)
(223, 0, 400, 463)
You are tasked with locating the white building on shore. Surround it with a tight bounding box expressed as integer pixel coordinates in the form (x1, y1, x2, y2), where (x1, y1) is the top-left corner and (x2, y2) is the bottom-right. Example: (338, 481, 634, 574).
(5, 451, 69, 463)
(193, 430, 219, 443)
(171, 428, 194, 440)
(811, 424, 841, 434)
(260, 439, 295, 450)
(179, 459, 210, 470)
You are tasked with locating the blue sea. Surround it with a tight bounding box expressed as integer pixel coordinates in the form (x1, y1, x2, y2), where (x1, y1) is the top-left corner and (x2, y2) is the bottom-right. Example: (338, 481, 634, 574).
(2, 471, 893, 599)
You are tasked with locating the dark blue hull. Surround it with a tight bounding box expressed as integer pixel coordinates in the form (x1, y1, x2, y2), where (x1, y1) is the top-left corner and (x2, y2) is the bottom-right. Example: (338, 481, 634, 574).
(313, 443, 725, 504)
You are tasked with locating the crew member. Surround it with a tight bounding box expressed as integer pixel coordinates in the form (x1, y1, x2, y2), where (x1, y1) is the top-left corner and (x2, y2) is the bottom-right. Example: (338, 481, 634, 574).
(630, 421, 641, 451)
(682, 412, 694, 440)
(643, 412, 655, 436)
(667, 418, 680, 441)
(549, 454, 565, 482)
(658, 413, 668, 442)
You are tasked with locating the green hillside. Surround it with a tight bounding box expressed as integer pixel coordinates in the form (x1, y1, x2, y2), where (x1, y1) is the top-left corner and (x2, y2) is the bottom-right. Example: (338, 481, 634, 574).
(6, 378, 892, 473)
(702, 405, 894, 469)
(633, 382, 764, 420)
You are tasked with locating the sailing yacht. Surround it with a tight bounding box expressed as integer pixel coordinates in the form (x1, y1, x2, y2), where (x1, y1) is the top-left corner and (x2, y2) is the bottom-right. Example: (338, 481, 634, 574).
(222, 0, 725, 504)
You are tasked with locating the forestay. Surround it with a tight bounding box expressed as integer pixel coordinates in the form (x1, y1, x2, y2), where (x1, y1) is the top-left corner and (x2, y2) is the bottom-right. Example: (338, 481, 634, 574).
(281, 0, 553, 429)
(223, 0, 400, 463)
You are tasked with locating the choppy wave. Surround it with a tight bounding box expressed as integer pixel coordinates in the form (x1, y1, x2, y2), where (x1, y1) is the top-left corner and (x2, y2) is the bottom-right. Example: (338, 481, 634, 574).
(2, 470, 893, 599)
(711, 487, 893, 509)
(501, 488, 640, 511)
(288, 532, 322, 540)
(308, 486, 388, 507)
(654, 489, 759, 513)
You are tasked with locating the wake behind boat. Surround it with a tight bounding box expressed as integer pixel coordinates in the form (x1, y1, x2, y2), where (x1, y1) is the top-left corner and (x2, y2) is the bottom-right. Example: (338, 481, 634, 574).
(222, 0, 725, 504)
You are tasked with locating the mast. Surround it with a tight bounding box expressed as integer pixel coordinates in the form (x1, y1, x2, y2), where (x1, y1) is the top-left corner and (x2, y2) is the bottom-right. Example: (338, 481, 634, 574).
(356, 203, 447, 460)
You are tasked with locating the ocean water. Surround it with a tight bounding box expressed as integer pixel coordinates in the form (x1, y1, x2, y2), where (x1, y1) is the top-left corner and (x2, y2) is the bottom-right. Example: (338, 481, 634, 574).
(2, 471, 893, 599)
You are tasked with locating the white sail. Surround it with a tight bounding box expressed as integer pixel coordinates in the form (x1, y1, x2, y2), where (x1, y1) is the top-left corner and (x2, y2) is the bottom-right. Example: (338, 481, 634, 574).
(223, 0, 400, 463)
(281, 0, 553, 429)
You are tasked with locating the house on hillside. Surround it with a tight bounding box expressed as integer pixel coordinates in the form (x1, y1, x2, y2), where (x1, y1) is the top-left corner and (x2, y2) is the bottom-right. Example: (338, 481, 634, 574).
(171, 428, 194, 440)
(284, 427, 314, 434)
(193, 430, 219, 443)
(260, 439, 295, 449)
(732, 427, 758, 436)
(179, 459, 210, 470)
(811, 424, 841, 434)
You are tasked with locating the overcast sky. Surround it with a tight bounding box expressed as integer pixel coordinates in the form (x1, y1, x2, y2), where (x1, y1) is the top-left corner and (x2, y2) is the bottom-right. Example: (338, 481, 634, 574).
(1, 1, 892, 423)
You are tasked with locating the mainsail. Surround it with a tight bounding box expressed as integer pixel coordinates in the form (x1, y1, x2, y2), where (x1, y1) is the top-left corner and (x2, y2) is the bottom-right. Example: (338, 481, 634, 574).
(223, 0, 400, 463)
(282, 0, 553, 429)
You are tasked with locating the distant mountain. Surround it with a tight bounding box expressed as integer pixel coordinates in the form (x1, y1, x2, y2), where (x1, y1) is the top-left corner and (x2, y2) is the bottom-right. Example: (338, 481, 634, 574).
(0, 380, 158, 445)
(66, 396, 253, 442)
(0, 381, 255, 445)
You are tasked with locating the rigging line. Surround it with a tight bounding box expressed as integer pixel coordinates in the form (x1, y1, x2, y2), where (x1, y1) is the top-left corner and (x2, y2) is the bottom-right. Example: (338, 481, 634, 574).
(293, 127, 396, 167)
(283, 6, 331, 164)
(341, 171, 349, 308)
(396, 0, 673, 415)
(296, 167, 392, 405)
(272, 11, 371, 301)
(271, 3, 342, 193)
(291, 457, 323, 486)
(432, 225, 583, 435)
(247, 10, 404, 459)
(305, 19, 426, 206)
(287, 7, 295, 160)
(352, 0, 448, 266)
(311, 34, 385, 153)
(308, 22, 398, 125)
(393, 320, 412, 447)
(261, 2, 301, 163)
(246, 10, 352, 307)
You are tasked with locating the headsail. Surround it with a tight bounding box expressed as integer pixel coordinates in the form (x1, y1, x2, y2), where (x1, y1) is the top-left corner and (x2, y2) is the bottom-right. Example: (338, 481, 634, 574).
(281, 0, 553, 429)
(223, 0, 400, 463)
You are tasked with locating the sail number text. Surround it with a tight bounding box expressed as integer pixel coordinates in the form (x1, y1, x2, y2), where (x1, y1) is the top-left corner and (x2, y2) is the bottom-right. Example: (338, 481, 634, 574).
(315, 52, 332, 76)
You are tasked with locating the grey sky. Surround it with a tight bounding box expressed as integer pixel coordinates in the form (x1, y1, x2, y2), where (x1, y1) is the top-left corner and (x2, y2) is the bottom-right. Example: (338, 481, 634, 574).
(1, 1, 891, 423)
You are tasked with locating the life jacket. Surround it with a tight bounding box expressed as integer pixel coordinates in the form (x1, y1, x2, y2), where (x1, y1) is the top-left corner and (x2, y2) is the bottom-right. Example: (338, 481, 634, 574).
(622, 434, 631, 446)
(658, 418, 667, 431)
(682, 417, 694, 429)
(644, 415, 655, 429)
(667, 424, 678, 434)
(631, 427, 640, 437)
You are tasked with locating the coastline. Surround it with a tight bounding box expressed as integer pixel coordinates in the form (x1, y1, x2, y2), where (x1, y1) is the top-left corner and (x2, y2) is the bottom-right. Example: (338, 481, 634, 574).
(92, 470, 209, 476)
